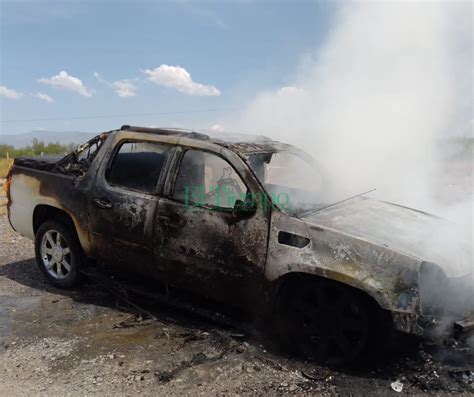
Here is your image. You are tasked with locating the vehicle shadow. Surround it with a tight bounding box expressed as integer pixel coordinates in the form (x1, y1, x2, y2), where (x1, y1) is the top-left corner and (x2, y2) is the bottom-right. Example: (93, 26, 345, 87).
(0, 258, 228, 332)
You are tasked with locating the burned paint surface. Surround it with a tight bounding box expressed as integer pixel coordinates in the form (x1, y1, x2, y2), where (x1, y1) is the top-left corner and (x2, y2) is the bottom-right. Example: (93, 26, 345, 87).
(7, 125, 473, 339)
(265, 209, 426, 334)
(154, 197, 269, 309)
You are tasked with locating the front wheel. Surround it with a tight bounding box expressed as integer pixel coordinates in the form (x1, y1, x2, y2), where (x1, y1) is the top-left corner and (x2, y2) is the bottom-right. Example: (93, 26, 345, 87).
(275, 277, 387, 365)
(35, 220, 83, 288)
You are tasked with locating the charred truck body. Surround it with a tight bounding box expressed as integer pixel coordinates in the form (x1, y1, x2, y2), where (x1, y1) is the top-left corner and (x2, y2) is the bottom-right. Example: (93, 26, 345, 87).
(6, 125, 474, 363)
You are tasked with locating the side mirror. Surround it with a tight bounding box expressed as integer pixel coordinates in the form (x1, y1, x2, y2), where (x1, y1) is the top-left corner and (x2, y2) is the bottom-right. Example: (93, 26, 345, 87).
(233, 195, 257, 218)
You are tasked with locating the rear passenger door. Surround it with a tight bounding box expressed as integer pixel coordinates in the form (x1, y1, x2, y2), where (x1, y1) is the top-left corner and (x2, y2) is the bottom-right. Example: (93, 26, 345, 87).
(89, 140, 170, 276)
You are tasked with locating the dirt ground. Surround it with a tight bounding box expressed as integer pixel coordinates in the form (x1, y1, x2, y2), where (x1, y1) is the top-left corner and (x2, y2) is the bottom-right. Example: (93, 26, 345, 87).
(0, 215, 473, 396)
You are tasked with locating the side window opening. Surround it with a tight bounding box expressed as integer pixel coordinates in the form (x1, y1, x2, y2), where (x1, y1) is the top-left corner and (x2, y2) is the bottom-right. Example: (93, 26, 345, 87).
(172, 149, 247, 210)
(54, 133, 108, 177)
(106, 141, 169, 194)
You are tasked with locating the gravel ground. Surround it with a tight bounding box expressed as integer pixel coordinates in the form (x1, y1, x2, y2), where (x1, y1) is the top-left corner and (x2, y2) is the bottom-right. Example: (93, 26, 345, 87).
(1, 215, 473, 396)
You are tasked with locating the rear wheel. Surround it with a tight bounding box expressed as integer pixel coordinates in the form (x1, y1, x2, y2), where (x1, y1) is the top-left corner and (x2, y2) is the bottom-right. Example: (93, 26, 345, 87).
(35, 220, 83, 288)
(276, 277, 386, 365)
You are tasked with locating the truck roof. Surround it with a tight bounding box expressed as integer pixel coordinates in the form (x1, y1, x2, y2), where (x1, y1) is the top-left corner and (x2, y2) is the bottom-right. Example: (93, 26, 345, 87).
(119, 125, 294, 155)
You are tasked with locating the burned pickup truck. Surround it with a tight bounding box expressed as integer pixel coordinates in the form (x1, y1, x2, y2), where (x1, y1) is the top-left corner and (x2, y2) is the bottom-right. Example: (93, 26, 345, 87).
(6, 125, 473, 363)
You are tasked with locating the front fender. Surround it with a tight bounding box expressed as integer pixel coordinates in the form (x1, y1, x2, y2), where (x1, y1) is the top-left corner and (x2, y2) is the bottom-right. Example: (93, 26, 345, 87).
(265, 210, 424, 334)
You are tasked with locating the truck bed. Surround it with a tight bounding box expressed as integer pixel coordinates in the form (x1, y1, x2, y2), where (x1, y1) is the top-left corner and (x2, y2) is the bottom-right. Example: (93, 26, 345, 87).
(14, 156, 62, 172)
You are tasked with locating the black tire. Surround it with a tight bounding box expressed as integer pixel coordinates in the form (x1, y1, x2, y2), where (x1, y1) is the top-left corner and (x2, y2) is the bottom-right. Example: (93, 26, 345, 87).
(35, 220, 83, 288)
(275, 276, 388, 365)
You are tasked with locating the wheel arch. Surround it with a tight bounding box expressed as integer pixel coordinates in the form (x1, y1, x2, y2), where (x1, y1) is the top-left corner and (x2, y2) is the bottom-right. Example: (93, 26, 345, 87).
(33, 205, 73, 234)
(271, 271, 392, 325)
(32, 204, 89, 255)
(271, 270, 393, 363)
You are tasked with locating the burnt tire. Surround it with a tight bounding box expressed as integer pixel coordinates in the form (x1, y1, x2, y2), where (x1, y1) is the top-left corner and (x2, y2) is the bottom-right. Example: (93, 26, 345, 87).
(35, 220, 83, 289)
(275, 277, 388, 365)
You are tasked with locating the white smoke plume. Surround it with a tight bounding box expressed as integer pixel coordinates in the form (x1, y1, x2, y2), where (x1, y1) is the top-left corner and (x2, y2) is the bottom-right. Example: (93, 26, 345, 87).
(226, 2, 473, 322)
(226, 1, 474, 338)
(230, 1, 472, 220)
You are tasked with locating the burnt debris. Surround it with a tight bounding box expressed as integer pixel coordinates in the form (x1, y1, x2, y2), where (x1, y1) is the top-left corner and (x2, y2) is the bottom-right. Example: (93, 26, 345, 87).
(54, 133, 109, 177)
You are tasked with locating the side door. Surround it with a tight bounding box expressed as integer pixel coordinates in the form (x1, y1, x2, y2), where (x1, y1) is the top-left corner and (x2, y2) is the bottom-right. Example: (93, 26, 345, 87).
(154, 148, 270, 308)
(89, 139, 171, 276)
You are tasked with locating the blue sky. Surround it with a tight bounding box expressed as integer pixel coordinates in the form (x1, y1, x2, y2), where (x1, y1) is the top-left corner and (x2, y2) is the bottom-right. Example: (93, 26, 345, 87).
(0, 0, 335, 134)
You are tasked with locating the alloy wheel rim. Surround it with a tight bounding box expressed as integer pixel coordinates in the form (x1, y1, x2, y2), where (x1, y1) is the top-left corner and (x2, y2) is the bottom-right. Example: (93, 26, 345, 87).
(40, 230, 71, 279)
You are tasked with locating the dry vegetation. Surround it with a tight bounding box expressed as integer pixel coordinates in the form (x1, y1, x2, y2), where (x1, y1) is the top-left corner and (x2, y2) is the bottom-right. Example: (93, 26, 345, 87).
(0, 159, 11, 216)
(0, 190, 6, 216)
(0, 158, 13, 178)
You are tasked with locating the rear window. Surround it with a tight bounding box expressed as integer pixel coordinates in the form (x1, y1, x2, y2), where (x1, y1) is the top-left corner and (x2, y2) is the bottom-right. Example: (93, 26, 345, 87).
(107, 141, 169, 194)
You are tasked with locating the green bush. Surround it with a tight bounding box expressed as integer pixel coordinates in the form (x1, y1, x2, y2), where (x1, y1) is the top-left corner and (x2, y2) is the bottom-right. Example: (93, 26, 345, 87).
(0, 139, 74, 159)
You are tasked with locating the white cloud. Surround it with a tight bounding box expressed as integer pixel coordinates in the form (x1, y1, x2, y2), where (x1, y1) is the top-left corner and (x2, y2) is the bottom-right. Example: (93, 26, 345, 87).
(111, 80, 137, 98)
(143, 64, 221, 96)
(0, 85, 23, 99)
(94, 72, 137, 98)
(32, 92, 54, 103)
(38, 71, 92, 97)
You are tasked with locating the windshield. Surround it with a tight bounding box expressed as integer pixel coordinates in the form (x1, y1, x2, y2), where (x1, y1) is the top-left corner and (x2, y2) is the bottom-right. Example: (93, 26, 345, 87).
(248, 151, 326, 215)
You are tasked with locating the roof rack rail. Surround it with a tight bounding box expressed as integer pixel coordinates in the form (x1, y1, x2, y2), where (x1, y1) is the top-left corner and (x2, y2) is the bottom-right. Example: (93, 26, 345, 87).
(120, 125, 210, 140)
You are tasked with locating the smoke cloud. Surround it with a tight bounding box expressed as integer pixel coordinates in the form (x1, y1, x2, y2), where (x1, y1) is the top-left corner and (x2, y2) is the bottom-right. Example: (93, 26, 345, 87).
(229, 1, 472, 217)
(225, 2, 473, 327)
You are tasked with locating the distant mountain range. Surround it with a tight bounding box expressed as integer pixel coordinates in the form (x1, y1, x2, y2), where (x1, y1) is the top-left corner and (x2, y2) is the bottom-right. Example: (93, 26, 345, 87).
(0, 130, 96, 148)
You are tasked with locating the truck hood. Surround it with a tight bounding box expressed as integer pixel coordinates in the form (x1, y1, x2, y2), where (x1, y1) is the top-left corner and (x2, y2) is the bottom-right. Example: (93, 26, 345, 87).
(302, 197, 472, 277)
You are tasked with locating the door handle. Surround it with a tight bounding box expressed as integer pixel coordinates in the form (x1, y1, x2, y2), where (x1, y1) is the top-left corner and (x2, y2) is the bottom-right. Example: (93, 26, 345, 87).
(93, 198, 113, 209)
